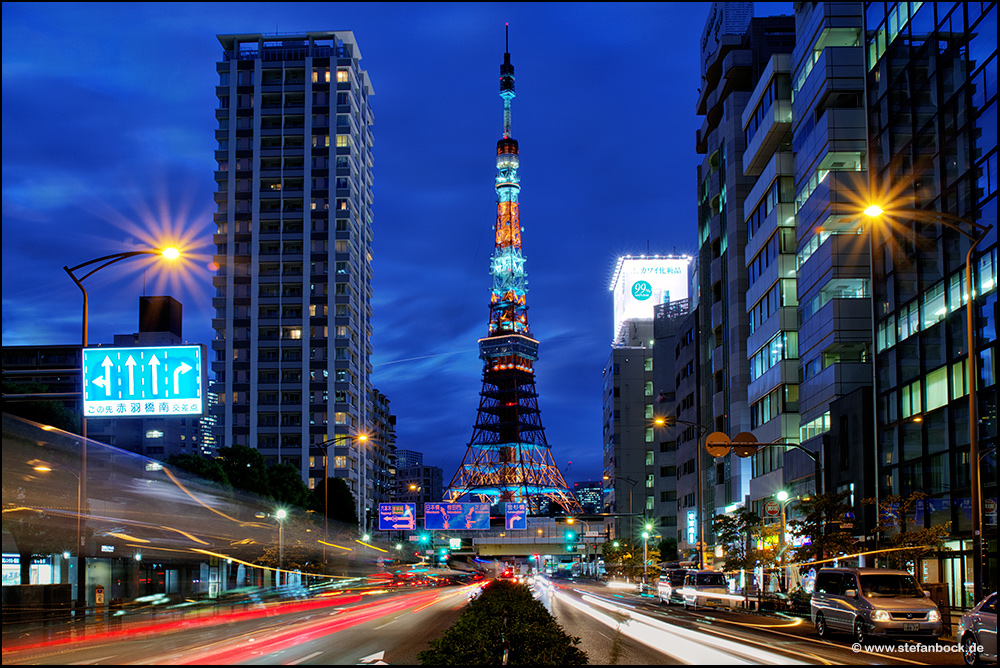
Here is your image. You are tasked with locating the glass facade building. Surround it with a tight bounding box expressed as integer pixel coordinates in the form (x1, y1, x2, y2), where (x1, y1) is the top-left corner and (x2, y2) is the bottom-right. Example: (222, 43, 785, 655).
(864, 1, 997, 605)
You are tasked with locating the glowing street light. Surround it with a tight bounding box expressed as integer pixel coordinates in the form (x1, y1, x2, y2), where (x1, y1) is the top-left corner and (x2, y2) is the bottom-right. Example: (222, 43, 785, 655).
(864, 205, 992, 603)
(62, 245, 180, 616)
(316, 432, 369, 562)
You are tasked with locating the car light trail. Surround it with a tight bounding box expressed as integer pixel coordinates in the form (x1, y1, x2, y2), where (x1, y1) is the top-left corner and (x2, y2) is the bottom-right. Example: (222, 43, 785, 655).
(174, 591, 439, 664)
(554, 590, 799, 664)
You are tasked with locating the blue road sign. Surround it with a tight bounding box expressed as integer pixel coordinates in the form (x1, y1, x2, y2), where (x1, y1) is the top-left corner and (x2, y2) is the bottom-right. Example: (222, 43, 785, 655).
(378, 503, 416, 530)
(504, 502, 528, 530)
(82, 345, 203, 418)
(424, 503, 490, 530)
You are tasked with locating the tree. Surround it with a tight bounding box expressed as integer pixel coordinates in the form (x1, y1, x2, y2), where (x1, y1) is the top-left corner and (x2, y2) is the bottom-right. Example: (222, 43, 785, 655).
(314, 476, 359, 530)
(267, 462, 316, 510)
(418, 580, 587, 665)
(2, 381, 80, 433)
(164, 453, 230, 486)
(863, 491, 950, 570)
(713, 507, 765, 574)
(787, 491, 857, 564)
(256, 514, 326, 576)
(598, 539, 651, 582)
(657, 536, 678, 563)
(217, 444, 269, 495)
(2, 467, 81, 585)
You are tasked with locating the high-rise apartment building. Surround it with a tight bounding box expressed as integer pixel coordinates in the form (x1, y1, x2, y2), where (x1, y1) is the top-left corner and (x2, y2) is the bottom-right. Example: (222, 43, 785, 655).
(863, 1, 997, 606)
(211, 32, 380, 521)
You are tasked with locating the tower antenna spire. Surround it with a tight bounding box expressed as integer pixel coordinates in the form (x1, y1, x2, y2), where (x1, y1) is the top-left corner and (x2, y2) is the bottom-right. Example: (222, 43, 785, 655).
(505, 22, 508, 53)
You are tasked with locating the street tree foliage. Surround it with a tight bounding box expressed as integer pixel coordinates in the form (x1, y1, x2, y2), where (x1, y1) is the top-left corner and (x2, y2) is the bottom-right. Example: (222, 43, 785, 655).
(863, 491, 951, 570)
(168, 445, 317, 513)
(599, 539, 659, 582)
(417, 580, 587, 665)
(267, 462, 317, 510)
(713, 507, 768, 574)
(657, 536, 679, 563)
(217, 444, 270, 494)
(164, 453, 229, 486)
(1, 432, 83, 585)
(787, 490, 857, 564)
(313, 476, 359, 528)
(2, 381, 80, 433)
(256, 514, 328, 576)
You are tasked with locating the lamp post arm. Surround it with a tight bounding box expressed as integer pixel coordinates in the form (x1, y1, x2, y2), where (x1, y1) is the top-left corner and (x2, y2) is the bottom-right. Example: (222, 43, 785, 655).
(66, 249, 165, 284)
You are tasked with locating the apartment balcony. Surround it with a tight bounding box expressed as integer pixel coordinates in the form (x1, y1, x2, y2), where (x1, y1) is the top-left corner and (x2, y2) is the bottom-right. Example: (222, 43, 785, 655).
(743, 99, 792, 177)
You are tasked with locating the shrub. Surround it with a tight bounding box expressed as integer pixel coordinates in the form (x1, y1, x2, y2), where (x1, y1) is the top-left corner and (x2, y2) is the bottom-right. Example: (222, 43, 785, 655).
(417, 580, 587, 665)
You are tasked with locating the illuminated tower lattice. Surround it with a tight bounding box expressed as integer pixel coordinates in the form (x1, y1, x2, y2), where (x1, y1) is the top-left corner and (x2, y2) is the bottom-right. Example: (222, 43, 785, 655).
(445, 32, 581, 515)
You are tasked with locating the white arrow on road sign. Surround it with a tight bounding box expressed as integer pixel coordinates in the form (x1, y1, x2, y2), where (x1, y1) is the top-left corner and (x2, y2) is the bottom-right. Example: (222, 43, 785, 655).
(92, 356, 113, 396)
(149, 355, 160, 395)
(125, 355, 137, 395)
(173, 361, 193, 394)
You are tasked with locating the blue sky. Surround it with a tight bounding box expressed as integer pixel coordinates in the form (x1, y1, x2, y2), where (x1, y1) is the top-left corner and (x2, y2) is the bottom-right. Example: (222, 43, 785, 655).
(2, 2, 792, 485)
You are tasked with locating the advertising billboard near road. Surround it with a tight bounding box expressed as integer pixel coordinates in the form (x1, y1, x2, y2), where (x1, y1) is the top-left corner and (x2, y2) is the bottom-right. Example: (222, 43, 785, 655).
(610, 256, 690, 338)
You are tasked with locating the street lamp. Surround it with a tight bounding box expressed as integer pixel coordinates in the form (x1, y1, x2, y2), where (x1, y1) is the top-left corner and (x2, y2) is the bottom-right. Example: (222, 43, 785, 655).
(63, 246, 180, 615)
(656, 415, 710, 569)
(642, 522, 654, 591)
(603, 474, 639, 541)
(775, 491, 794, 593)
(316, 432, 368, 562)
(864, 205, 993, 603)
(276, 508, 287, 586)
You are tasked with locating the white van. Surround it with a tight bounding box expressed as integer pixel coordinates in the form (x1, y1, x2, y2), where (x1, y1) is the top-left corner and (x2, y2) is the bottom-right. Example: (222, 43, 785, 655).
(682, 570, 729, 609)
(810, 568, 943, 644)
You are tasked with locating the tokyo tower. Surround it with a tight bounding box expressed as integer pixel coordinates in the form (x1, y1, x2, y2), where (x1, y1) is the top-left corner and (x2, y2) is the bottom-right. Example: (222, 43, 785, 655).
(444, 29, 581, 515)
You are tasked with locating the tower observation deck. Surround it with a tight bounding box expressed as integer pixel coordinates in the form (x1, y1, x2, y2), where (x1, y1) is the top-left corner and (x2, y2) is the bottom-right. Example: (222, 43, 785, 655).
(444, 29, 581, 515)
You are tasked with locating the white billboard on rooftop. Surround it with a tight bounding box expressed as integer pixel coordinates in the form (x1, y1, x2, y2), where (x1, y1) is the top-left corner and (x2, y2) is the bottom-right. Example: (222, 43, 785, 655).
(610, 256, 690, 337)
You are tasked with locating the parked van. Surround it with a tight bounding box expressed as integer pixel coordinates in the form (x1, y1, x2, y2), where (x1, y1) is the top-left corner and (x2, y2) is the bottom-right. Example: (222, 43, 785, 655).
(682, 570, 729, 609)
(657, 568, 692, 606)
(810, 568, 943, 644)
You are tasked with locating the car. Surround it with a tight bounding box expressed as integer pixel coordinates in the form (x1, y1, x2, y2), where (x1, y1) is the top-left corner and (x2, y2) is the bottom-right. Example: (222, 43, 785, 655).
(810, 567, 943, 644)
(657, 568, 692, 606)
(681, 570, 729, 609)
(959, 592, 997, 665)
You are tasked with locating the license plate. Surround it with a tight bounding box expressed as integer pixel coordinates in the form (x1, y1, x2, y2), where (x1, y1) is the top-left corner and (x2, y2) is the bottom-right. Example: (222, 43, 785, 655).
(903, 623, 918, 632)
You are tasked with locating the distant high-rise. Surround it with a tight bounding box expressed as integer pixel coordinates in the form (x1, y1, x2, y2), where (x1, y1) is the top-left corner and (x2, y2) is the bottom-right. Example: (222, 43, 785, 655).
(604, 255, 691, 541)
(211, 32, 385, 524)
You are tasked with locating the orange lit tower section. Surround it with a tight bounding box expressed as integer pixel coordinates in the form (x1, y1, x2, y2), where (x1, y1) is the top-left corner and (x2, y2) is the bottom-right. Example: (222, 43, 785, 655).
(445, 30, 580, 514)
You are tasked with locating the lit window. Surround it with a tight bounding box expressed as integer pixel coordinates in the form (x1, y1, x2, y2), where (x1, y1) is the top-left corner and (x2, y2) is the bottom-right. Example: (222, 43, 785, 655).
(337, 69, 349, 83)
